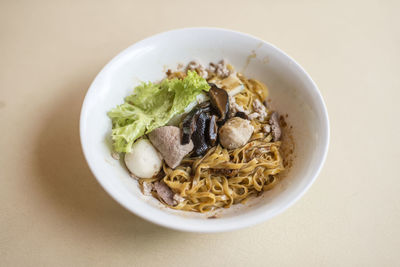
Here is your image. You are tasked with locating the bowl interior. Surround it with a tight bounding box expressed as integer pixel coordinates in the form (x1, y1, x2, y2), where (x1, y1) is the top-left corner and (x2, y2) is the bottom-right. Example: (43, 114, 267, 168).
(80, 28, 329, 232)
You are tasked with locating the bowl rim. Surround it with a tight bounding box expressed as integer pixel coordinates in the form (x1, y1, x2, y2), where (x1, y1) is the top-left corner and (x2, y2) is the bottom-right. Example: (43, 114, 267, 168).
(79, 27, 330, 233)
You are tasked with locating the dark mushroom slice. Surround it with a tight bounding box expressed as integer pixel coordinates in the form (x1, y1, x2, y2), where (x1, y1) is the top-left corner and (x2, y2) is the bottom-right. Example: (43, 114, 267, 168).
(181, 108, 200, 145)
(235, 111, 249, 120)
(191, 112, 210, 156)
(269, 112, 282, 141)
(206, 115, 218, 146)
(208, 83, 229, 122)
(197, 101, 211, 110)
(181, 103, 211, 145)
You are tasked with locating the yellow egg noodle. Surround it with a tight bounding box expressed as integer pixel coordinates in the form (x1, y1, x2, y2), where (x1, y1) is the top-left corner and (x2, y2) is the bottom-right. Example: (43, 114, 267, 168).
(138, 69, 285, 212)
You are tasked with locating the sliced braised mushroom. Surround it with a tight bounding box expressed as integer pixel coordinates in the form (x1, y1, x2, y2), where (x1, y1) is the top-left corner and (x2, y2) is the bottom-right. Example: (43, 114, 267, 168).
(207, 115, 218, 146)
(208, 83, 229, 122)
(181, 109, 200, 145)
(191, 112, 210, 156)
(181, 103, 211, 145)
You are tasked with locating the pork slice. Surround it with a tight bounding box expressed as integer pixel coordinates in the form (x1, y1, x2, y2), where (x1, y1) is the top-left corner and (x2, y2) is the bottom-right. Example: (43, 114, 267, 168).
(148, 126, 194, 169)
(269, 112, 281, 141)
(154, 181, 176, 206)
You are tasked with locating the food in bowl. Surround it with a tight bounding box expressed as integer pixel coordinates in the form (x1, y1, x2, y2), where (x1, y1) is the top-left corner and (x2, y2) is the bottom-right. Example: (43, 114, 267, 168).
(108, 60, 287, 212)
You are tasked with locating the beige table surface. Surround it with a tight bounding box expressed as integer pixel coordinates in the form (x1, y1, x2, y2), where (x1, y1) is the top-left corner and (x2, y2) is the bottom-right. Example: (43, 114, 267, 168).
(1, 0, 399, 266)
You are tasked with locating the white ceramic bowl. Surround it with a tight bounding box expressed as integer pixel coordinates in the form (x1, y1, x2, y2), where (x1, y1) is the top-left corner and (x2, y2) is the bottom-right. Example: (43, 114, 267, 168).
(80, 28, 329, 233)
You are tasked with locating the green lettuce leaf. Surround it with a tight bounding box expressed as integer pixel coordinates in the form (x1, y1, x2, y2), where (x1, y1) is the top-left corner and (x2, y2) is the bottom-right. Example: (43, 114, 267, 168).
(108, 71, 210, 152)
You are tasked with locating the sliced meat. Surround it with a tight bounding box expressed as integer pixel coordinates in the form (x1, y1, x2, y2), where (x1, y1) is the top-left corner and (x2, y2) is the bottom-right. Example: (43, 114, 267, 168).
(148, 126, 194, 169)
(269, 112, 281, 141)
(219, 117, 254, 149)
(154, 181, 176, 206)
